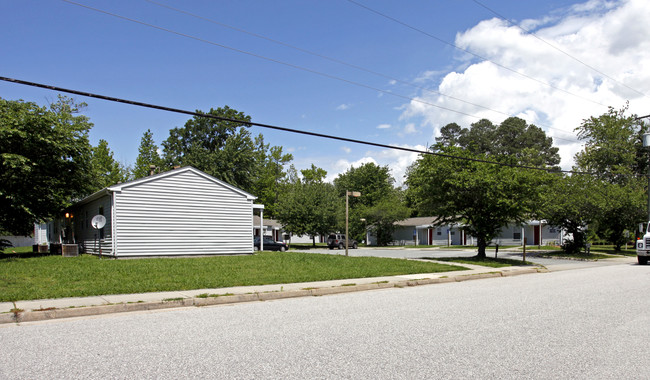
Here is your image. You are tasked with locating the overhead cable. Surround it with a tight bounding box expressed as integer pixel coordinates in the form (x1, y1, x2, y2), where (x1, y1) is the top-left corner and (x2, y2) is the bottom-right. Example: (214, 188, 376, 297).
(62, 0, 580, 143)
(1, 75, 593, 175)
(145, 0, 575, 140)
(346, 0, 610, 108)
(471, 0, 648, 98)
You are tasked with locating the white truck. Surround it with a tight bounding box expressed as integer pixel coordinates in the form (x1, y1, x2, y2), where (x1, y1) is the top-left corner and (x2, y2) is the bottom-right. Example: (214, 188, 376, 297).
(636, 226, 650, 265)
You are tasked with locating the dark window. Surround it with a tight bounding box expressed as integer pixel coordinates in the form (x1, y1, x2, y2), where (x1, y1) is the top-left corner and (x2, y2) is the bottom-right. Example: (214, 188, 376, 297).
(513, 232, 521, 240)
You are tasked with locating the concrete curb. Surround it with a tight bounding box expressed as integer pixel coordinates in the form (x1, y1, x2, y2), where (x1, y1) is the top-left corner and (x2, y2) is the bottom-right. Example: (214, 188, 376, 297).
(1, 266, 545, 325)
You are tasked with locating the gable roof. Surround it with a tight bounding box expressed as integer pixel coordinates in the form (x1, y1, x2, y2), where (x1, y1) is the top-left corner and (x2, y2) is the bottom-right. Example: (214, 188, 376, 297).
(395, 217, 437, 227)
(74, 166, 256, 206)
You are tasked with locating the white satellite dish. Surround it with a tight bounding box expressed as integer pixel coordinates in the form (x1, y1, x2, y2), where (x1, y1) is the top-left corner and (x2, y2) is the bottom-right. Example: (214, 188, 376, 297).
(91, 215, 106, 229)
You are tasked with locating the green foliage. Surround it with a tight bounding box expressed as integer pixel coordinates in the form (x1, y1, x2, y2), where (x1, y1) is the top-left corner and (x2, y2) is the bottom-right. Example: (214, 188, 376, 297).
(334, 162, 394, 207)
(249, 136, 293, 218)
(333, 162, 409, 243)
(542, 174, 602, 253)
(162, 106, 257, 192)
(132, 129, 162, 179)
(276, 167, 339, 245)
(301, 163, 327, 183)
(436, 117, 560, 168)
(406, 146, 549, 257)
(89, 139, 130, 192)
(363, 193, 411, 246)
(161, 106, 293, 211)
(545, 105, 646, 253)
(574, 105, 641, 184)
(0, 96, 93, 235)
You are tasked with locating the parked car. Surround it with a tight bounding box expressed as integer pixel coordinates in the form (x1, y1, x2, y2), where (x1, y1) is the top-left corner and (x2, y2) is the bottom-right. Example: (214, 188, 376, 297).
(327, 233, 358, 249)
(254, 236, 288, 252)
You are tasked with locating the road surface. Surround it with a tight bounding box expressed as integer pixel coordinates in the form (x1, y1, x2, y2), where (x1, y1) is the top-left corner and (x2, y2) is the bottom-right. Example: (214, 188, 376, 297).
(1, 261, 648, 379)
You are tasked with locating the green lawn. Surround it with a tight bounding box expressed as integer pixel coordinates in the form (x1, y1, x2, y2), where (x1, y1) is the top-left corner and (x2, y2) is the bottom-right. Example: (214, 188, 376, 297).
(588, 245, 636, 257)
(537, 251, 621, 260)
(426, 256, 531, 268)
(0, 251, 467, 302)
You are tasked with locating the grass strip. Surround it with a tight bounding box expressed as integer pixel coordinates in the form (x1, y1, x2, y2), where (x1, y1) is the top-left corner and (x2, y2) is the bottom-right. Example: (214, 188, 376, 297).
(0, 251, 467, 302)
(537, 251, 619, 260)
(425, 256, 530, 268)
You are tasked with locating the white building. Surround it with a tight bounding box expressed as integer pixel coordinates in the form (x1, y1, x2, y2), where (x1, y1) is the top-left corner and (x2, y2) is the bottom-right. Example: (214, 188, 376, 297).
(369, 217, 564, 246)
(46, 166, 260, 257)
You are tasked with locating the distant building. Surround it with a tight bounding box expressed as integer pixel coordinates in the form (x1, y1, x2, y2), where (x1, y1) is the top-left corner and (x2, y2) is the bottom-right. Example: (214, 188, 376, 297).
(367, 217, 564, 246)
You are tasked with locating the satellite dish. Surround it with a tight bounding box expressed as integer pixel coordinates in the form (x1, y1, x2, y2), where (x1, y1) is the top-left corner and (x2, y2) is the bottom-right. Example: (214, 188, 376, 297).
(91, 215, 106, 229)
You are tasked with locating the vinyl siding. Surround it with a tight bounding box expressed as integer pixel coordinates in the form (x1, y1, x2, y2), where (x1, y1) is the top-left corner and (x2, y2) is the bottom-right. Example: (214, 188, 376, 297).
(112, 170, 253, 256)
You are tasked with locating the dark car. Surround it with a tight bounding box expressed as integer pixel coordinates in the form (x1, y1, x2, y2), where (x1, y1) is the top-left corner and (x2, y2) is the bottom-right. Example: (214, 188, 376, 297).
(327, 233, 358, 249)
(254, 236, 288, 252)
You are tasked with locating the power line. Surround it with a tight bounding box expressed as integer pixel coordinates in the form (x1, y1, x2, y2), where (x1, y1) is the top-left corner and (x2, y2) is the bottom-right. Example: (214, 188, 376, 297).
(0, 75, 590, 175)
(346, 0, 610, 109)
(144, 0, 580, 143)
(60, 0, 582, 144)
(470, 0, 648, 98)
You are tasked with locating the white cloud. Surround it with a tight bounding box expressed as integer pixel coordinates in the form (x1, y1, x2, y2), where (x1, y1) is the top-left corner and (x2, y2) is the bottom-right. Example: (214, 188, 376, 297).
(341, 146, 351, 154)
(321, 144, 426, 187)
(325, 157, 378, 183)
(403, 123, 417, 134)
(336, 103, 351, 111)
(377, 123, 391, 129)
(401, 0, 650, 170)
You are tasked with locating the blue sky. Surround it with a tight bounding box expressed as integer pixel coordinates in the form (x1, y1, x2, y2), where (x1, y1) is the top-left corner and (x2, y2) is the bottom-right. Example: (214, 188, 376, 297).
(3, 0, 650, 185)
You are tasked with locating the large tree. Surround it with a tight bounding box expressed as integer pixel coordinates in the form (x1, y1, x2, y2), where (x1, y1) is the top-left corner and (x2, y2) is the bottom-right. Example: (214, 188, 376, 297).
(249, 136, 293, 218)
(542, 174, 604, 253)
(0, 96, 93, 235)
(333, 162, 409, 244)
(132, 129, 162, 179)
(162, 106, 257, 192)
(406, 146, 549, 258)
(89, 139, 130, 192)
(275, 166, 338, 246)
(564, 105, 646, 250)
(437, 117, 560, 168)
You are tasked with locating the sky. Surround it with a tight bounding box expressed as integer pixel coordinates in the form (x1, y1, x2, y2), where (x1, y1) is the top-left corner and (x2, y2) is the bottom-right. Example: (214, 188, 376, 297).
(3, 0, 650, 186)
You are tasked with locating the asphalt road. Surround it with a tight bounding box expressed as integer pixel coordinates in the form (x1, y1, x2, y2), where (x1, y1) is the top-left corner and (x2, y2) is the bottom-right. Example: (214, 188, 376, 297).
(1, 262, 648, 379)
(301, 246, 632, 271)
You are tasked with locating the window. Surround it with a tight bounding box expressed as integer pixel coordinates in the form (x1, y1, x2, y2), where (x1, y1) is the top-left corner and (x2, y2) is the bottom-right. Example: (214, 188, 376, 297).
(437, 231, 441, 236)
(513, 232, 521, 240)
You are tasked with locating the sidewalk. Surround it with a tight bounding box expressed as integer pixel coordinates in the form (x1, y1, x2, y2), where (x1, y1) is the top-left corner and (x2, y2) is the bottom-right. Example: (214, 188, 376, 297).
(1, 261, 546, 324)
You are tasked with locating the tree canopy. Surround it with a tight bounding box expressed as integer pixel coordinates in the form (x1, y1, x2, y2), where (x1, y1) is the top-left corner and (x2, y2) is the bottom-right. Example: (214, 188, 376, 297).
(334, 163, 409, 245)
(406, 146, 547, 257)
(436, 117, 560, 168)
(89, 139, 130, 192)
(544, 105, 646, 252)
(162, 106, 257, 192)
(0, 96, 93, 235)
(132, 129, 162, 179)
(275, 166, 338, 246)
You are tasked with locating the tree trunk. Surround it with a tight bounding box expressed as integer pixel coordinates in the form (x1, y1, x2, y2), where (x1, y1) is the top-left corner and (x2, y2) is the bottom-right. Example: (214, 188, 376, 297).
(476, 237, 487, 258)
(312, 235, 316, 248)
